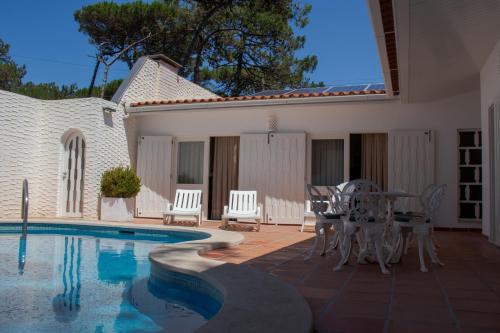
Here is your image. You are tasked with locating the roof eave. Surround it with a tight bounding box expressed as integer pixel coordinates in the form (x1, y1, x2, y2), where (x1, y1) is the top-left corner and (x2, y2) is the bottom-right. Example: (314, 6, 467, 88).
(366, 0, 400, 96)
(126, 93, 394, 114)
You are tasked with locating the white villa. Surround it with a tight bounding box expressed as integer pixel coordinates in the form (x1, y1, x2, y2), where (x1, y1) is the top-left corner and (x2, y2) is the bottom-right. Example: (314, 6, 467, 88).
(1, 1, 500, 247)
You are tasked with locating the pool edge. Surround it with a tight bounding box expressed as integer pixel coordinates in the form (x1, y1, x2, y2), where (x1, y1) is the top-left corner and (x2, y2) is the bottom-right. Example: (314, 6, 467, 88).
(0, 219, 313, 333)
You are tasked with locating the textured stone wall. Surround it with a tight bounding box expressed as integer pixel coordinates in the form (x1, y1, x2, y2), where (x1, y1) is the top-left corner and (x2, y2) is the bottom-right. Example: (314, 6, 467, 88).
(0, 90, 132, 219)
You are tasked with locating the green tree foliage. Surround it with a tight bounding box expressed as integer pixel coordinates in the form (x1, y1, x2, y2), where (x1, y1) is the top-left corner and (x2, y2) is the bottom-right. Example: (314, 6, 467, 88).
(0, 38, 27, 90)
(100, 166, 141, 198)
(74, 1, 183, 68)
(14, 82, 79, 100)
(13, 79, 123, 100)
(74, 0, 318, 96)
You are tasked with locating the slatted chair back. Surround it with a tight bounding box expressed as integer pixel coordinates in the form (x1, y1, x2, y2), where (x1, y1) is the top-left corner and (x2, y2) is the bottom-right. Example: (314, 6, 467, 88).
(173, 189, 202, 212)
(305, 184, 330, 218)
(227, 190, 258, 215)
(348, 191, 386, 224)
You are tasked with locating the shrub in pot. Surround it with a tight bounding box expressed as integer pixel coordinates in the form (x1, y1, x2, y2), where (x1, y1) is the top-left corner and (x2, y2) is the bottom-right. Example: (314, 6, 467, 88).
(100, 166, 141, 222)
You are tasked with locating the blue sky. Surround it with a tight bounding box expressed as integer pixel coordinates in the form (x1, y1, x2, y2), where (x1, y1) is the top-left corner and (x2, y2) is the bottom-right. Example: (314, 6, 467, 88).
(0, 0, 382, 88)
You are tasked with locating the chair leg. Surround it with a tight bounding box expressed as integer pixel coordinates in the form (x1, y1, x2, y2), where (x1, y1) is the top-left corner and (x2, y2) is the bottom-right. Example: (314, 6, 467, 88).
(415, 228, 428, 272)
(320, 226, 329, 256)
(356, 229, 370, 264)
(300, 220, 305, 232)
(372, 232, 390, 274)
(386, 224, 402, 264)
(335, 222, 354, 271)
(404, 232, 412, 255)
(430, 227, 440, 250)
(343, 236, 353, 265)
(326, 232, 339, 253)
(305, 223, 322, 260)
(425, 233, 444, 267)
(334, 237, 348, 271)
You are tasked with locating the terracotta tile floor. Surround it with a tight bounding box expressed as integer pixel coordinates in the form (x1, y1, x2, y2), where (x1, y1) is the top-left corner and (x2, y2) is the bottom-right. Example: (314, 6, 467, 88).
(134, 219, 500, 333)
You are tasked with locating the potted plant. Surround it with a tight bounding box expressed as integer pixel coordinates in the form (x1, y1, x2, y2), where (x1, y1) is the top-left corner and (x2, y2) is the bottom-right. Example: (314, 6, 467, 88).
(100, 166, 141, 222)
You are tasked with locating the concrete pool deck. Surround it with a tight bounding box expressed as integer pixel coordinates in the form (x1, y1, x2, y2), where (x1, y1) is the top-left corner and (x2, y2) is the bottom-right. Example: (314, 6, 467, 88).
(133, 219, 500, 333)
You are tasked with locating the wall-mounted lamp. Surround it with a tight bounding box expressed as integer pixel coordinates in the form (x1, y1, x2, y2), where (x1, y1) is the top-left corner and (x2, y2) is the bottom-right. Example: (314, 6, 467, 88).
(268, 115, 278, 132)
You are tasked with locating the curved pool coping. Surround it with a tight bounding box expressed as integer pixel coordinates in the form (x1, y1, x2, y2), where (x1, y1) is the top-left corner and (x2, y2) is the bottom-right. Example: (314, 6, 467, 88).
(0, 219, 313, 333)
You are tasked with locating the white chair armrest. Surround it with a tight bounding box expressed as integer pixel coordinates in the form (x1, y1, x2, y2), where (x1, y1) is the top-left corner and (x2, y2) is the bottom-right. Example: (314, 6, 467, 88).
(256, 203, 263, 218)
(164, 203, 174, 213)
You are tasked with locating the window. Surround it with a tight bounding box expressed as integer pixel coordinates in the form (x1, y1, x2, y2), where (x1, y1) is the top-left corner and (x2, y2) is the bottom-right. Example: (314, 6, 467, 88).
(458, 129, 482, 222)
(311, 139, 344, 186)
(177, 141, 204, 184)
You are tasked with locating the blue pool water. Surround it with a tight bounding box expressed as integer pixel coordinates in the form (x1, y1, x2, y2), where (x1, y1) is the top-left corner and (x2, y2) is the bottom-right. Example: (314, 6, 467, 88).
(0, 223, 221, 333)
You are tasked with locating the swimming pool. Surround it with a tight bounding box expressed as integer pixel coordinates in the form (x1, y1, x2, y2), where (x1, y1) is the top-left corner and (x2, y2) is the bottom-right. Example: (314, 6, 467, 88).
(0, 223, 222, 333)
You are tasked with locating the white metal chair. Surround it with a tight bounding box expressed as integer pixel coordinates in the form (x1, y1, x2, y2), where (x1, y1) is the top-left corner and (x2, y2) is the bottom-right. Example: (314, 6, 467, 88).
(221, 190, 263, 231)
(304, 185, 345, 259)
(163, 189, 203, 227)
(302, 199, 330, 232)
(393, 185, 446, 272)
(335, 190, 390, 274)
(394, 184, 437, 255)
(335, 180, 383, 264)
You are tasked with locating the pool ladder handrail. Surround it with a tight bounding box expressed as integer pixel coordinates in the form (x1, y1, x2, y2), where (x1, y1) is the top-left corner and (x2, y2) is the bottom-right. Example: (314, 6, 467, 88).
(21, 179, 29, 235)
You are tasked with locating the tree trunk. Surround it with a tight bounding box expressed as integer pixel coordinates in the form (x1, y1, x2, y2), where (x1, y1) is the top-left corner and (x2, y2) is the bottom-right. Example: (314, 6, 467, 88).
(192, 44, 205, 84)
(232, 47, 244, 96)
(100, 64, 110, 99)
(88, 59, 100, 97)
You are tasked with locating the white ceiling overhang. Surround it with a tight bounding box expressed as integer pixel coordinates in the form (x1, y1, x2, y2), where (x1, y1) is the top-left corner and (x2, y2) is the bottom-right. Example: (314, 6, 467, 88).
(370, 0, 500, 103)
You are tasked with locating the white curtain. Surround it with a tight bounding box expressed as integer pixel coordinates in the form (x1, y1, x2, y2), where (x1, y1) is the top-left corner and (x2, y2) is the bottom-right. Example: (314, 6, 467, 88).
(311, 139, 344, 186)
(177, 142, 204, 184)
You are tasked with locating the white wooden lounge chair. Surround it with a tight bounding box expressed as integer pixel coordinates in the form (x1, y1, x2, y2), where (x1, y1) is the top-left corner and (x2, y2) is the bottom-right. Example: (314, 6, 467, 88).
(221, 190, 262, 231)
(163, 189, 203, 227)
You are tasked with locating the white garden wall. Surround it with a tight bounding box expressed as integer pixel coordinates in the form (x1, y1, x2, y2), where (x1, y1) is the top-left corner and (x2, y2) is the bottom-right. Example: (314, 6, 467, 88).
(130, 90, 481, 229)
(480, 38, 500, 239)
(0, 90, 131, 219)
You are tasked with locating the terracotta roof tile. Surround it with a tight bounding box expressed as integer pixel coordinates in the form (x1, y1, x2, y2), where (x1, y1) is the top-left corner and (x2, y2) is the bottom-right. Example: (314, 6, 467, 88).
(129, 89, 386, 107)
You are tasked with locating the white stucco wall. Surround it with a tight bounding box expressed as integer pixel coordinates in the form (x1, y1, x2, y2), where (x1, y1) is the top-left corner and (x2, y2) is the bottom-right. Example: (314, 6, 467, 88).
(480, 38, 500, 238)
(0, 90, 132, 219)
(130, 90, 481, 228)
(112, 57, 217, 105)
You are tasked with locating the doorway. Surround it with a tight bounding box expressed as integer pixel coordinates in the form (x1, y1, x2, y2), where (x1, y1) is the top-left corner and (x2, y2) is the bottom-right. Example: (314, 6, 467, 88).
(350, 133, 388, 190)
(208, 136, 240, 220)
(60, 132, 85, 217)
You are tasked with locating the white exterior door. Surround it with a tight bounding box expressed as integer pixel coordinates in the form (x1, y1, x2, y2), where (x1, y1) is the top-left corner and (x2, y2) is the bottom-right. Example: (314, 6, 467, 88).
(61, 133, 85, 217)
(173, 138, 210, 218)
(388, 130, 435, 211)
(136, 136, 172, 218)
(239, 133, 306, 225)
(239, 134, 270, 203)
